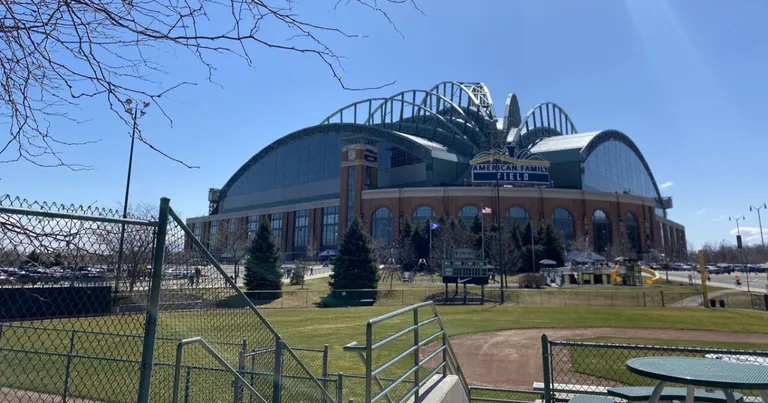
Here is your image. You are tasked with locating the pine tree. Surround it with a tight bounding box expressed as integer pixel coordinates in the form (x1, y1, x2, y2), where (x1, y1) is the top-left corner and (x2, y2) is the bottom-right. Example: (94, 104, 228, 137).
(539, 222, 566, 267)
(410, 222, 430, 261)
(469, 215, 483, 254)
(329, 217, 379, 302)
(243, 220, 283, 298)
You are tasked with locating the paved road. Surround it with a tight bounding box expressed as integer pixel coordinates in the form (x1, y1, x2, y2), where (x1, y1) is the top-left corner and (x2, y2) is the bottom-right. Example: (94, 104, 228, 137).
(664, 270, 768, 293)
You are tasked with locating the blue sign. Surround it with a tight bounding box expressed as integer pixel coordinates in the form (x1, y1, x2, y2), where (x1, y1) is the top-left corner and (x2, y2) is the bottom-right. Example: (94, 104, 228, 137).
(470, 146, 550, 185)
(363, 150, 378, 162)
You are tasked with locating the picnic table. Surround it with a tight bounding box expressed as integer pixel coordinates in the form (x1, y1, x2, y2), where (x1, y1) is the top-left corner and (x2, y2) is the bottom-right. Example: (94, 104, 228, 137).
(625, 357, 768, 403)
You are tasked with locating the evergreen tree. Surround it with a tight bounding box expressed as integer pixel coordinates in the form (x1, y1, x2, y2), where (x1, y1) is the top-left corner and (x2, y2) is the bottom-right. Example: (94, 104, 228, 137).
(329, 217, 379, 300)
(538, 222, 566, 266)
(399, 218, 413, 243)
(410, 222, 430, 261)
(243, 220, 283, 297)
(469, 215, 483, 253)
(519, 221, 543, 273)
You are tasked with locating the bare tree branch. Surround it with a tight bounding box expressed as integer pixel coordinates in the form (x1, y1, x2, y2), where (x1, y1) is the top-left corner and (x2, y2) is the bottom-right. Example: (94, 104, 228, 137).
(0, 0, 417, 168)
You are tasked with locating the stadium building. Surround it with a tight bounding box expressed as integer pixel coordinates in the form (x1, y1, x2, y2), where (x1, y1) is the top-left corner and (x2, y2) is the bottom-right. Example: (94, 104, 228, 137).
(187, 82, 686, 261)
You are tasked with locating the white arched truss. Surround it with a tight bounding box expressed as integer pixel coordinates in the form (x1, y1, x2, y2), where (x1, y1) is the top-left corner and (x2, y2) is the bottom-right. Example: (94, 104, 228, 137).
(509, 102, 578, 146)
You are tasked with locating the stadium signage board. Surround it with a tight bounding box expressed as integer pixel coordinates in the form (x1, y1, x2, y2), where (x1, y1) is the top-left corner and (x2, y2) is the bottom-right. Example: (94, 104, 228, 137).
(470, 145, 550, 185)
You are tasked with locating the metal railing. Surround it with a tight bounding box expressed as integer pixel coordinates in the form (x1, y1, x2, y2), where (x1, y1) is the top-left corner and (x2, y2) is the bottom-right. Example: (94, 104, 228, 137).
(172, 337, 269, 403)
(343, 301, 469, 403)
(542, 335, 768, 403)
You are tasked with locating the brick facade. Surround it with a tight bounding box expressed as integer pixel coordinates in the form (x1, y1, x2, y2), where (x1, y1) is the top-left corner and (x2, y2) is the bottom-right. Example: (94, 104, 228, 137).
(189, 186, 687, 261)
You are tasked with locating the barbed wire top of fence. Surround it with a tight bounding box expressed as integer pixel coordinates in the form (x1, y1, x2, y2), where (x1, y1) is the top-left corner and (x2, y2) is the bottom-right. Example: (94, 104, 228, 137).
(0, 194, 127, 219)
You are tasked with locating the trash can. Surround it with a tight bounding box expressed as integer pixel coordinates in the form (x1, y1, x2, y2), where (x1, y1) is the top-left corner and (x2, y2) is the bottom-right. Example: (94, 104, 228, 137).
(709, 299, 717, 308)
(718, 300, 726, 308)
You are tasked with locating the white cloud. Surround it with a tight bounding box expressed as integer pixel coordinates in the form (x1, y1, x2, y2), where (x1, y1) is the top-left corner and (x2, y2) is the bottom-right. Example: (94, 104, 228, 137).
(728, 226, 768, 244)
(695, 208, 707, 216)
(710, 215, 726, 222)
(659, 181, 674, 189)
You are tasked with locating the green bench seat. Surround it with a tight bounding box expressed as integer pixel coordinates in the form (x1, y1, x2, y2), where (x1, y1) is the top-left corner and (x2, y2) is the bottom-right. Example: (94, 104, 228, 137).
(568, 396, 614, 403)
(607, 387, 744, 403)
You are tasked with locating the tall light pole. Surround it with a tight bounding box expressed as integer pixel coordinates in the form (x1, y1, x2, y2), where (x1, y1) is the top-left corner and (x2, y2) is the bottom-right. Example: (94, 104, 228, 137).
(115, 98, 150, 294)
(749, 203, 766, 248)
(749, 203, 766, 288)
(729, 215, 749, 292)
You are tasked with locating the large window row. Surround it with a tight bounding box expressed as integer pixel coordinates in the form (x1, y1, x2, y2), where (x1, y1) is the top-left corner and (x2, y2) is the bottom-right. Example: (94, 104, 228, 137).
(201, 206, 647, 254)
(322, 206, 339, 249)
(293, 209, 309, 252)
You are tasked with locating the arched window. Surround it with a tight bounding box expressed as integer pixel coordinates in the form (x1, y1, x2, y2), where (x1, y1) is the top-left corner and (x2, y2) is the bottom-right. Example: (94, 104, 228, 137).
(412, 206, 436, 225)
(625, 212, 641, 253)
(458, 206, 479, 227)
(551, 208, 575, 246)
(593, 210, 612, 253)
(371, 208, 393, 246)
(506, 207, 530, 230)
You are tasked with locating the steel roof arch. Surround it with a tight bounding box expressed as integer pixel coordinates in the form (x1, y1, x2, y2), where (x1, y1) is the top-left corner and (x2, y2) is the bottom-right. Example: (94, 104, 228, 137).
(427, 81, 495, 120)
(369, 89, 485, 144)
(510, 102, 578, 146)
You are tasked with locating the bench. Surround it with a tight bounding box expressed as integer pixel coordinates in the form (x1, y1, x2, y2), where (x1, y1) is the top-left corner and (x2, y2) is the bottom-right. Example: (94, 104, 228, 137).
(568, 396, 614, 403)
(607, 387, 745, 403)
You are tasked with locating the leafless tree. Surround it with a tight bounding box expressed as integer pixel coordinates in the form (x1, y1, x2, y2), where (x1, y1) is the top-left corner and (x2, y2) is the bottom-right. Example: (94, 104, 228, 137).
(97, 202, 157, 293)
(291, 244, 316, 288)
(375, 240, 401, 289)
(0, 0, 422, 168)
(428, 219, 473, 276)
(485, 229, 520, 284)
(222, 227, 249, 281)
(569, 233, 592, 256)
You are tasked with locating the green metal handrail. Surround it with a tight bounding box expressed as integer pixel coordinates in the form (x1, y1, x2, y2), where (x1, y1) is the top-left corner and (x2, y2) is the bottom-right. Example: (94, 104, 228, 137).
(171, 337, 269, 403)
(343, 301, 469, 402)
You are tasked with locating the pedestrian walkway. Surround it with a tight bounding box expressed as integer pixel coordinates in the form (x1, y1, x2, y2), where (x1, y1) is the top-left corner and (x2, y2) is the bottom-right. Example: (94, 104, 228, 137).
(672, 289, 742, 307)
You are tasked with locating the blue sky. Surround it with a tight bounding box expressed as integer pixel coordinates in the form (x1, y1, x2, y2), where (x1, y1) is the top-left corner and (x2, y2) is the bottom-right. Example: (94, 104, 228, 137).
(3, 0, 767, 249)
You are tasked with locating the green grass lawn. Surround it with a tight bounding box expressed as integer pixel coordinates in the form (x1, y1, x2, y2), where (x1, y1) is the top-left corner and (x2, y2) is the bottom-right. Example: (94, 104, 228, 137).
(255, 276, 718, 309)
(2, 301, 765, 402)
(566, 337, 768, 396)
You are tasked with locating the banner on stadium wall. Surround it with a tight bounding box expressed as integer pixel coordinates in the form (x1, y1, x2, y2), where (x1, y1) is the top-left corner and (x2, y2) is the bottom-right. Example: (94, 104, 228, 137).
(470, 145, 551, 185)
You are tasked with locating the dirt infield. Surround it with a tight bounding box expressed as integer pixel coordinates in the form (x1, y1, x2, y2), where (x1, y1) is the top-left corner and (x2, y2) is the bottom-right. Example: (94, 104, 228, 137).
(424, 328, 768, 389)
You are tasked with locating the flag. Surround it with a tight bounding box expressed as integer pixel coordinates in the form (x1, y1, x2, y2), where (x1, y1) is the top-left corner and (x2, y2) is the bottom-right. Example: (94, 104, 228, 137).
(481, 207, 492, 214)
(429, 222, 440, 230)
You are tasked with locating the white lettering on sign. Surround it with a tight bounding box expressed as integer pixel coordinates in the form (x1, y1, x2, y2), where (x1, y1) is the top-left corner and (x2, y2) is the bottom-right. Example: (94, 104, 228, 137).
(453, 248, 475, 259)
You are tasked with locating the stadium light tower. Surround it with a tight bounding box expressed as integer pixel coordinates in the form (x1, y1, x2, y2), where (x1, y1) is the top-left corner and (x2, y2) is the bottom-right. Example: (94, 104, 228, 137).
(749, 203, 766, 249)
(115, 98, 150, 294)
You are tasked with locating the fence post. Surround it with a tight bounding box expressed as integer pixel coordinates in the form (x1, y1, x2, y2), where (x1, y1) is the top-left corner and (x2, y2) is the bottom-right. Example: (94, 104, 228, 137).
(273, 337, 283, 403)
(235, 339, 246, 403)
(661, 291, 665, 307)
(541, 334, 552, 403)
(336, 373, 344, 403)
(250, 350, 256, 403)
(321, 345, 329, 403)
(183, 367, 192, 403)
(136, 197, 170, 403)
(611, 292, 615, 306)
(306, 290, 309, 308)
(62, 330, 76, 402)
(643, 291, 647, 307)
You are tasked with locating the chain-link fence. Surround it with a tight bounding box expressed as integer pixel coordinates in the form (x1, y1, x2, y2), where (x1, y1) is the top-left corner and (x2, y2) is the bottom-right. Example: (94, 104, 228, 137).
(0, 195, 337, 403)
(0, 195, 158, 402)
(544, 336, 768, 401)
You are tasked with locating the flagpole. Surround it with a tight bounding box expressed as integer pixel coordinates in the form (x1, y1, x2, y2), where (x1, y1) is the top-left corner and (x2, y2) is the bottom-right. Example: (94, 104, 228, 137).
(480, 204, 485, 264)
